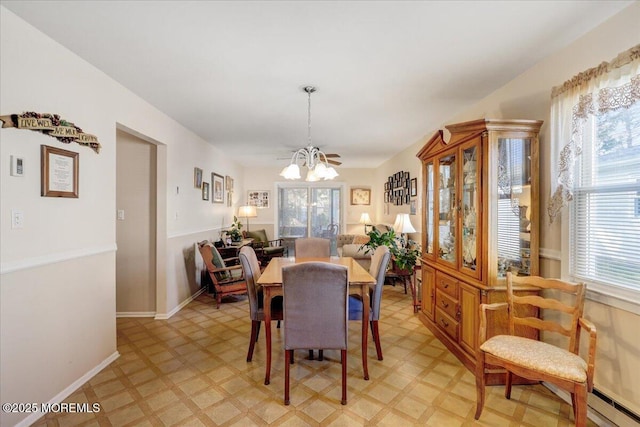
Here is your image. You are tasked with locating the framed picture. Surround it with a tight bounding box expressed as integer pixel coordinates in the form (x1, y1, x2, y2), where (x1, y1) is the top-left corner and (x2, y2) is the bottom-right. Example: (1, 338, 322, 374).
(202, 182, 209, 200)
(194, 167, 203, 188)
(404, 171, 410, 180)
(225, 175, 234, 191)
(248, 190, 270, 208)
(212, 173, 224, 203)
(410, 178, 417, 196)
(351, 188, 371, 205)
(41, 145, 79, 198)
(410, 199, 417, 215)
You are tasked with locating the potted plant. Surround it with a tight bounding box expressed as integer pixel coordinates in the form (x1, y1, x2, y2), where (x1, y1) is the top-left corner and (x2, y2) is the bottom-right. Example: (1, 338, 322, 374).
(227, 216, 243, 242)
(392, 236, 421, 274)
(361, 226, 420, 274)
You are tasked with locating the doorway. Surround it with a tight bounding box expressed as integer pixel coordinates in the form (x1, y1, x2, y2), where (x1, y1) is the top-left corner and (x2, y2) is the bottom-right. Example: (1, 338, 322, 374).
(115, 129, 157, 315)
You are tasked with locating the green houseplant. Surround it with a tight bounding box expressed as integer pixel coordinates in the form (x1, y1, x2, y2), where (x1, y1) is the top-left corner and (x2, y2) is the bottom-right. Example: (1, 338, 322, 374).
(361, 226, 420, 273)
(227, 216, 243, 242)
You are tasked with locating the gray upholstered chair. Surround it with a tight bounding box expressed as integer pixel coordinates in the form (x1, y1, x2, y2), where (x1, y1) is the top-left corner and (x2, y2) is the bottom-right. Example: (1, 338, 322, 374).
(294, 237, 330, 257)
(348, 245, 392, 360)
(282, 262, 349, 405)
(238, 246, 283, 362)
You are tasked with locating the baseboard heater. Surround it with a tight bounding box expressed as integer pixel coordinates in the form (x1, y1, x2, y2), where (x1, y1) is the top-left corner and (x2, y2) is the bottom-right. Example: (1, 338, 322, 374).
(592, 388, 640, 424)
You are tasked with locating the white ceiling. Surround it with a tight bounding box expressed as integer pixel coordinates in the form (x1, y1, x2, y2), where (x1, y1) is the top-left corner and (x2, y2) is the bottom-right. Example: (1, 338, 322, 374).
(1, 1, 632, 168)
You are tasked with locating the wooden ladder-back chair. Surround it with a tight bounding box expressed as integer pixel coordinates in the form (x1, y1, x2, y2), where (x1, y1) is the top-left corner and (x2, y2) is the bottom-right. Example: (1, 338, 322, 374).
(475, 273, 597, 426)
(198, 242, 247, 309)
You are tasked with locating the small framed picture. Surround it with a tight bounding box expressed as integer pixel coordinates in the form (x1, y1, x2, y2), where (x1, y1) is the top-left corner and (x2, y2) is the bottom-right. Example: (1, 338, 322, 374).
(248, 190, 270, 208)
(351, 188, 371, 205)
(194, 167, 203, 188)
(212, 173, 224, 203)
(410, 199, 417, 215)
(202, 182, 209, 200)
(225, 175, 234, 191)
(410, 178, 417, 196)
(404, 171, 410, 180)
(41, 145, 79, 198)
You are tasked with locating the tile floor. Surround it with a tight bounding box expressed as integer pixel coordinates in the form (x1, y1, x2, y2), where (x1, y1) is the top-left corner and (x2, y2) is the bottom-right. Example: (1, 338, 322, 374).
(33, 285, 596, 426)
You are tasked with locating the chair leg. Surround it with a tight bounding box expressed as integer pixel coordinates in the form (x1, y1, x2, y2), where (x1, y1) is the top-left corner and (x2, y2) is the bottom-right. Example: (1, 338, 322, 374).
(474, 351, 486, 420)
(574, 385, 587, 427)
(284, 349, 291, 405)
(255, 321, 261, 341)
(247, 320, 259, 362)
(505, 371, 513, 399)
(371, 320, 383, 360)
(216, 294, 221, 309)
(277, 320, 281, 329)
(341, 349, 347, 405)
(308, 350, 314, 360)
(318, 350, 324, 361)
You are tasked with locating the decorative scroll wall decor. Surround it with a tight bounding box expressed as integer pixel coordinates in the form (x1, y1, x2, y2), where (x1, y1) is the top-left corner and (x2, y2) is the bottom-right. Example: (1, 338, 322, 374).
(0, 112, 101, 153)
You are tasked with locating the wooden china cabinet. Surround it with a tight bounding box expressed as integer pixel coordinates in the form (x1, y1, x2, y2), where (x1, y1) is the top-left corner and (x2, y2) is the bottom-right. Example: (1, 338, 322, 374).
(417, 119, 543, 384)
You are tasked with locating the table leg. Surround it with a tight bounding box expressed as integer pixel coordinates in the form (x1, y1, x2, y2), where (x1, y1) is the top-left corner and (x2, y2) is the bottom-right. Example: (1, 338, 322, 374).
(361, 283, 370, 380)
(264, 287, 272, 385)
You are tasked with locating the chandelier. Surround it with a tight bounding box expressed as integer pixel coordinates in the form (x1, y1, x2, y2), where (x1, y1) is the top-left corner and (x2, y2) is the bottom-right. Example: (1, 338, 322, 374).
(279, 86, 339, 181)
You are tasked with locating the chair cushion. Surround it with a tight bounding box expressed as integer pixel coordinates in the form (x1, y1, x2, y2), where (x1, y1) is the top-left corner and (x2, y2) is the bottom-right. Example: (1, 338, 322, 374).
(480, 335, 587, 383)
(210, 246, 230, 280)
(246, 229, 269, 244)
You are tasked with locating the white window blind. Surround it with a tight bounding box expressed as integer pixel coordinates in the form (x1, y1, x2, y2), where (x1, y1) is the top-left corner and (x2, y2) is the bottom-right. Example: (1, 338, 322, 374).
(570, 102, 640, 290)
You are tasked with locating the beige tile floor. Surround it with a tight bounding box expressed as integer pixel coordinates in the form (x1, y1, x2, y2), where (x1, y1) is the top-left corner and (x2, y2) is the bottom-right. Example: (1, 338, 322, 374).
(33, 285, 595, 426)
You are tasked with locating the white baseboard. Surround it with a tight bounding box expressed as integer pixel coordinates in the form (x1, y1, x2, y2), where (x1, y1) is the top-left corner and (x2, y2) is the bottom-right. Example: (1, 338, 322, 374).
(543, 382, 638, 427)
(15, 351, 120, 427)
(116, 311, 156, 318)
(154, 287, 205, 320)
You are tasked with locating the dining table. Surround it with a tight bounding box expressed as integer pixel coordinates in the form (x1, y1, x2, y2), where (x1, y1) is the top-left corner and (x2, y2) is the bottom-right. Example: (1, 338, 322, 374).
(257, 256, 376, 385)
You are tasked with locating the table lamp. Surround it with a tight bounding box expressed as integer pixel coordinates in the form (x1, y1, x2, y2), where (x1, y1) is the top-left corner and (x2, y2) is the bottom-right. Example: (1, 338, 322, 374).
(238, 205, 257, 232)
(359, 212, 373, 234)
(393, 213, 416, 247)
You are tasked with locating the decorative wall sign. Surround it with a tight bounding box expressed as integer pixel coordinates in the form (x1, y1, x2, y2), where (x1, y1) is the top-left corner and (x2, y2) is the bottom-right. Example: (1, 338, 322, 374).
(1, 112, 101, 153)
(41, 145, 79, 198)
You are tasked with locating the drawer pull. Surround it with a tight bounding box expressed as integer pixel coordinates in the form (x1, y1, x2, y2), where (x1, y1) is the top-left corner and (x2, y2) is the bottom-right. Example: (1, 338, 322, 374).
(440, 318, 449, 328)
(443, 282, 449, 288)
(441, 301, 449, 308)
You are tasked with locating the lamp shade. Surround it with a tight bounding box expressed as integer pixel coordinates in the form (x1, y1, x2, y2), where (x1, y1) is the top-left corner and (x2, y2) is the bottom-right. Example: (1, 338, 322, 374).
(359, 213, 372, 225)
(393, 213, 416, 234)
(238, 205, 257, 218)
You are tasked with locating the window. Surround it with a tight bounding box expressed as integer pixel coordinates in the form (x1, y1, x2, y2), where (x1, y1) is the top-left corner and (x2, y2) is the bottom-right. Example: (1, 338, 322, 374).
(277, 185, 343, 252)
(570, 102, 640, 291)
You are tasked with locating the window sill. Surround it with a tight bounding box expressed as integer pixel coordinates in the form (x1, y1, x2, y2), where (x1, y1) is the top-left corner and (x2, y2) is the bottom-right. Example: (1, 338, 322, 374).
(574, 278, 640, 316)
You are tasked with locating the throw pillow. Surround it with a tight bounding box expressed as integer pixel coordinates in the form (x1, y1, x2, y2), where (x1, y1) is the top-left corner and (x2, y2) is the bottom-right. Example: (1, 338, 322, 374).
(210, 246, 230, 280)
(352, 235, 370, 245)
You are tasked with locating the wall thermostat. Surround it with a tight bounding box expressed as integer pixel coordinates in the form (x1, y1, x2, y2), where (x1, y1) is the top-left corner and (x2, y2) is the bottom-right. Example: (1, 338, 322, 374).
(10, 156, 24, 177)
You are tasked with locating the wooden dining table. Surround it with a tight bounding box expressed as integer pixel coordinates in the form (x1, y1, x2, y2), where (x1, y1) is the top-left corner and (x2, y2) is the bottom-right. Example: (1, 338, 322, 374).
(257, 256, 376, 385)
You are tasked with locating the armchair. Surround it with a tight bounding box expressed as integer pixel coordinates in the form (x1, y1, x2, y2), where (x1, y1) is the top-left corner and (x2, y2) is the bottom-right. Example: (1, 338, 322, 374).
(243, 229, 286, 264)
(198, 241, 247, 308)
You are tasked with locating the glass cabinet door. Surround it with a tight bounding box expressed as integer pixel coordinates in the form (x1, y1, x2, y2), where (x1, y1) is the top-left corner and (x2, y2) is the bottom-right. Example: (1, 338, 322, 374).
(438, 153, 456, 264)
(461, 144, 480, 276)
(496, 137, 532, 278)
(425, 161, 435, 257)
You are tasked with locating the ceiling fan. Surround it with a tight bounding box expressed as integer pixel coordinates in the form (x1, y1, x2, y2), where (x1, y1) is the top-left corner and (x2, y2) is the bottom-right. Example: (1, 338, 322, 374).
(278, 149, 342, 166)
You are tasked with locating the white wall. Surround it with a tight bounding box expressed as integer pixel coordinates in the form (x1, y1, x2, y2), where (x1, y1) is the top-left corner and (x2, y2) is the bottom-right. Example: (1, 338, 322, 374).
(379, 1, 640, 417)
(0, 8, 242, 426)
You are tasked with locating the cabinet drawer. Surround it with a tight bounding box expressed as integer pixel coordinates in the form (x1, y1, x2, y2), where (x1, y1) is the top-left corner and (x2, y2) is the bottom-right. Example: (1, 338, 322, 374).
(436, 272, 458, 298)
(435, 308, 459, 341)
(436, 290, 458, 319)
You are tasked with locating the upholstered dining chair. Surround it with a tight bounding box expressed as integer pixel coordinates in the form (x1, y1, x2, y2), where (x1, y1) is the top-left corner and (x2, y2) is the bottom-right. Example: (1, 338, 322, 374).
(282, 262, 349, 405)
(474, 273, 597, 427)
(198, 241, 247, 308)
(294, 237, 330, 258)
(348, 245, 391, 360)
(238, 246, 283, 362)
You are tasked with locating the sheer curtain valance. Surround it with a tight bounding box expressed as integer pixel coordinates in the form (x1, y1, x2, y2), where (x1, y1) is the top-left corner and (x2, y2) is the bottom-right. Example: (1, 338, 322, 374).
(547, 45, 640, 222)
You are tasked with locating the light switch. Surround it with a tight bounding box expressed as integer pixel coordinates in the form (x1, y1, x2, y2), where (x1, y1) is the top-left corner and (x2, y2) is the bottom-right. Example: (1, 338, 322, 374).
(117, 209, 125, 220)
(11, 209, 24, 229)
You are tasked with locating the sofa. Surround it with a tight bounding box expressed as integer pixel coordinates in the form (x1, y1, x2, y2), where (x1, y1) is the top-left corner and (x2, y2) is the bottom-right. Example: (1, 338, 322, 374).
(337, 224, 392, 270)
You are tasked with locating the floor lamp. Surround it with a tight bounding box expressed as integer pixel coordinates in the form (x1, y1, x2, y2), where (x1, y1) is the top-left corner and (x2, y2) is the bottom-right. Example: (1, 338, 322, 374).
(238, 205, 257, 233)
